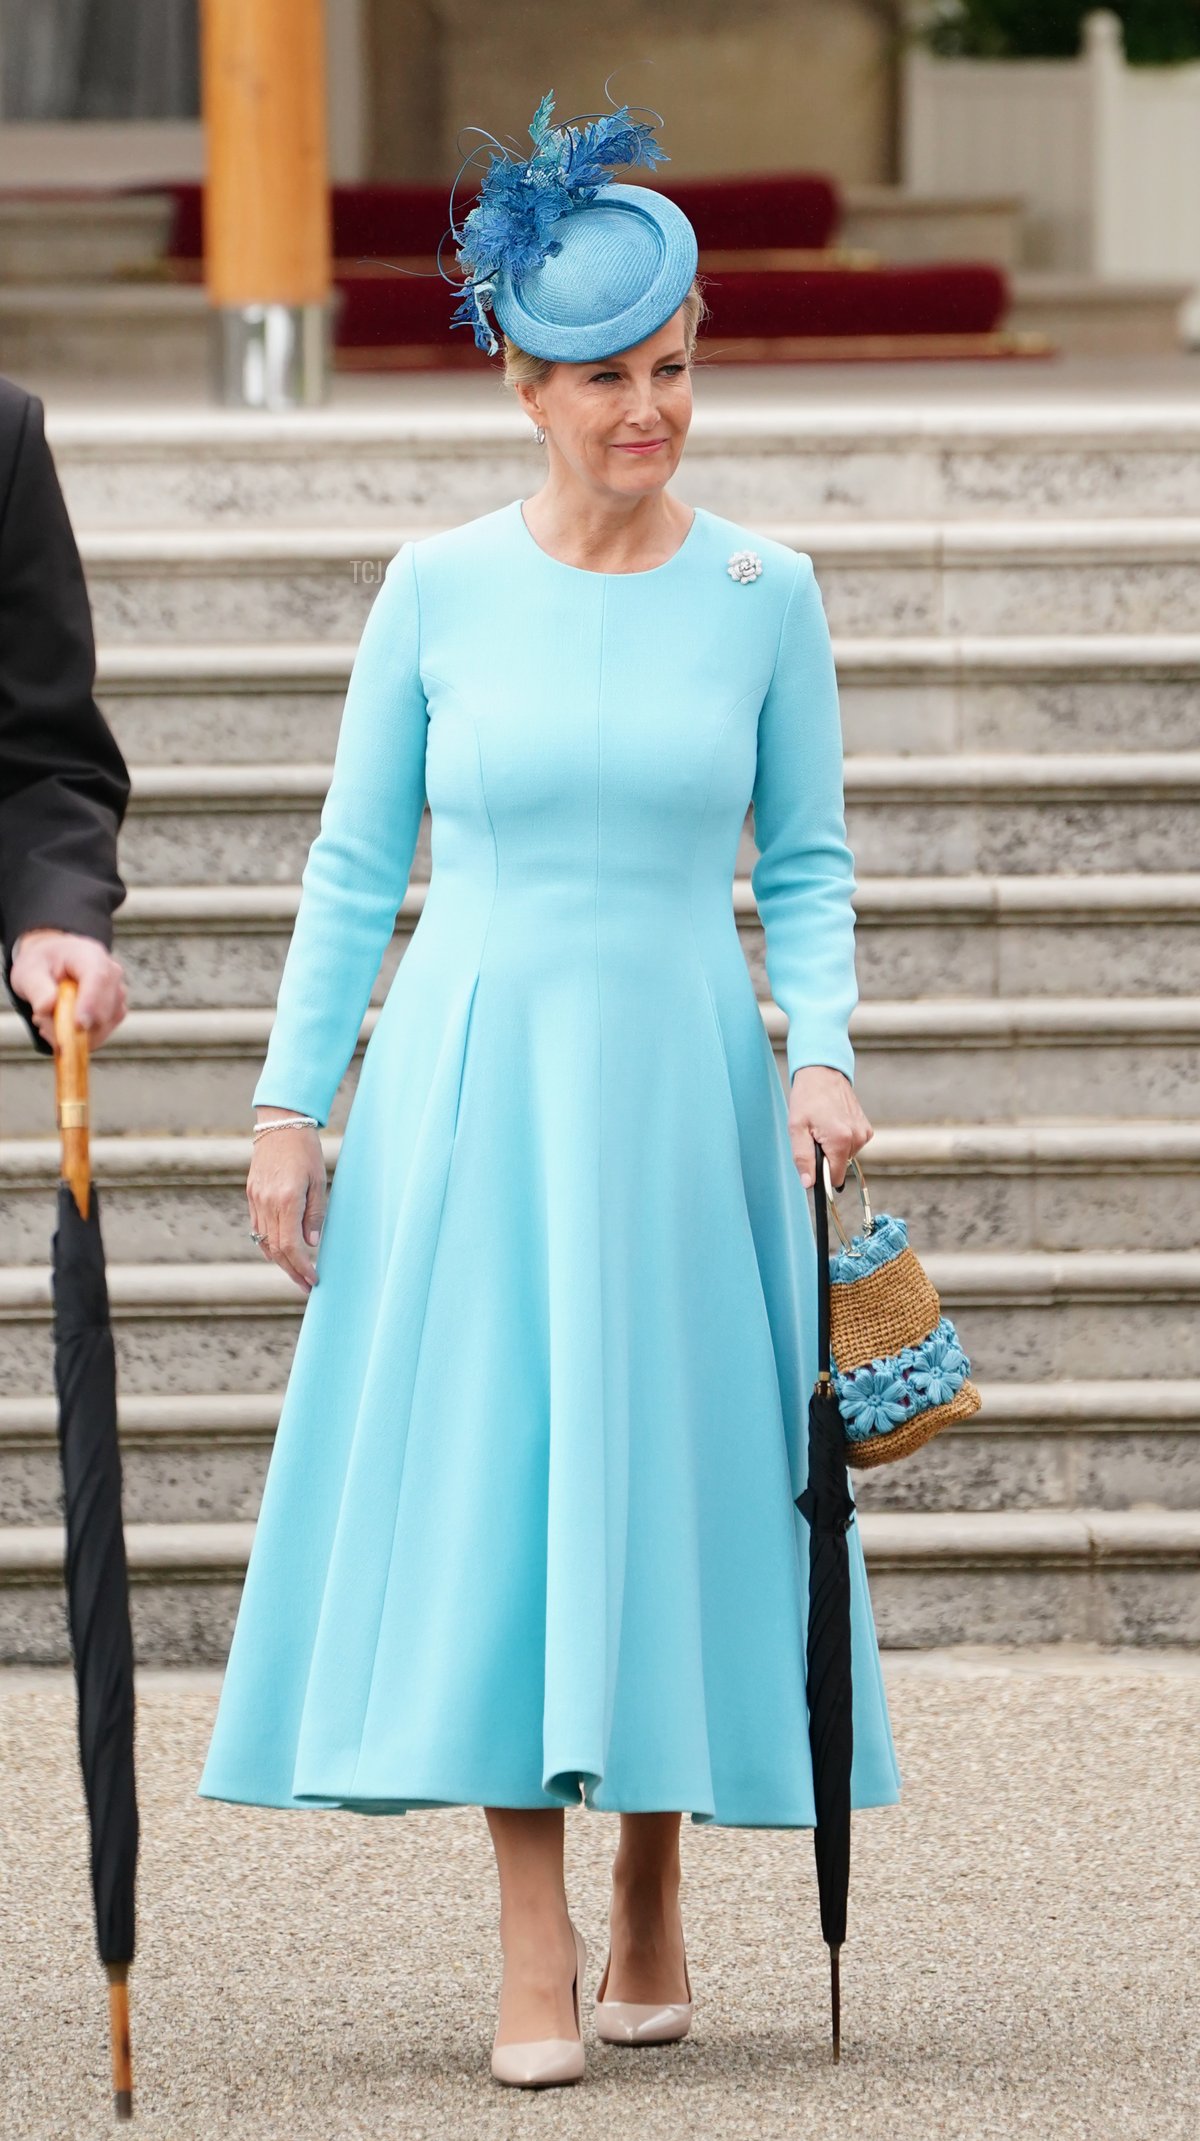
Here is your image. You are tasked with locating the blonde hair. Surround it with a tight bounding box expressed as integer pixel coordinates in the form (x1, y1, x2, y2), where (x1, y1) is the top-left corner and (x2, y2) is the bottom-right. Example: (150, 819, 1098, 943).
(502, 276, 709, 390)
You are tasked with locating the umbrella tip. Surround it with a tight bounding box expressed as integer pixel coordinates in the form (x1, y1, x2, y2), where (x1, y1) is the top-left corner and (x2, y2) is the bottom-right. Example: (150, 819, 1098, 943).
(114, 2087, 133, 2118)
(830, 1942, 842, 2062)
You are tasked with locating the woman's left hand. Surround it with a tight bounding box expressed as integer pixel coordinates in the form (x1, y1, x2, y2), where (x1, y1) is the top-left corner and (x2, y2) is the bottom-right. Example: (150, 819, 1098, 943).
(787, 1064, 873, 1192)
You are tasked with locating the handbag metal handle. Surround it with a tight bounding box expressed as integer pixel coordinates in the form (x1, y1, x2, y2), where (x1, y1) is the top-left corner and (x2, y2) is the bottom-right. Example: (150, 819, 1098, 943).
(820, 1150, 873, 1257)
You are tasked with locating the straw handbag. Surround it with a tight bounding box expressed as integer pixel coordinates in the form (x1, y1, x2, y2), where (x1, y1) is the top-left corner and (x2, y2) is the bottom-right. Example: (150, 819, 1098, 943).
(814, 1148, 982, 1469)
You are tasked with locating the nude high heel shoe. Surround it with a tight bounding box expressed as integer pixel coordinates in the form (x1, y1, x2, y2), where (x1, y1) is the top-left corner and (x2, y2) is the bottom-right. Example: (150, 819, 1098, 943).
(594, 1911, 694, 2045)
(490, 1918, 587, 2088)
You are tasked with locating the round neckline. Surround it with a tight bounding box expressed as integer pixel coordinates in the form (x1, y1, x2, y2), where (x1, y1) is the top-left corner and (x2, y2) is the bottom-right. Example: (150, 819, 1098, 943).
(514, 497, 702, 579)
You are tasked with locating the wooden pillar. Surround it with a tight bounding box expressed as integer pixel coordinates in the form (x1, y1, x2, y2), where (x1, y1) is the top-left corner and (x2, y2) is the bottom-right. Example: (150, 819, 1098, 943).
(199, 0, 334, 403)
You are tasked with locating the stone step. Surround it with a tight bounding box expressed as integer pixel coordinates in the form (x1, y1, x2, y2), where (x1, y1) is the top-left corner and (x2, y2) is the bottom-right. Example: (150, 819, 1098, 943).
(0, 281, 210, 387)
(76, 518, 1200, 643)
(844, 998, 1200, 1126)
(45, 402, 1200, 529)
(840, 185, 1023, 270)
(39, 874, 1194, 1008)
(113, 751, 1200, 885)
(837, 634, 1200, 757)
(95, 633, 1200, 765)
(0, 1392, 282, 1528)
(5, 1379, 1196, 1530)
(1, 1249, 1197, 1395)
(0, 192, 175, 281)
(3, 1504, 1197, 1662)
(98, 643, 350, 766)
(862, 1507, 1200, 1647)
(1008, 272, 1195, 361)
(853, 1380, 1200, 1518)
(845, 751, 1199, 876)
(1, 1120, 1195, 1265)
(795, 874, 1200, 1003)
(6, 994, 1193, 1136)
(2, 870, 1187, 1014)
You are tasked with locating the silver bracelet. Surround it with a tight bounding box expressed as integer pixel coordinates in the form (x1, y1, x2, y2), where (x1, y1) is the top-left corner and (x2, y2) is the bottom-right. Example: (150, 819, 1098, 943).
(252, 1114, 319, 1140)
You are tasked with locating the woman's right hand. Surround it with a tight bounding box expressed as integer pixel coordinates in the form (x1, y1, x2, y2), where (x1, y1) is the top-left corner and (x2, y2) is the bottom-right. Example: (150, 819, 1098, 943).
(248, 1107, 327, 1294)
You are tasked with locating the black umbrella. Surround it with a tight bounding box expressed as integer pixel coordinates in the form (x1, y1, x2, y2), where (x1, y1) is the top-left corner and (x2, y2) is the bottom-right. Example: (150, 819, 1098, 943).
(794, 1134, 857, 2061)
(52, 979, 138, 2120)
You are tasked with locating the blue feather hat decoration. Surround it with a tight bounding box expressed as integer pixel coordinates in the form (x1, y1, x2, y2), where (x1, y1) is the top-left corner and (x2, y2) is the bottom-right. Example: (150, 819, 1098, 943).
(447, 89, 673, 357)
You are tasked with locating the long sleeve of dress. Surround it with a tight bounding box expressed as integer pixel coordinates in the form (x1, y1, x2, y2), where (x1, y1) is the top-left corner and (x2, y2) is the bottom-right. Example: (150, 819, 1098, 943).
(749, 550, 859, 1087)
(252, 542, 428, 1125)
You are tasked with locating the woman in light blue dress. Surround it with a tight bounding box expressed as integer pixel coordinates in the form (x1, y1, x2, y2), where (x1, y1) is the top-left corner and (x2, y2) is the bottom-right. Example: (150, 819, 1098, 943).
(197, 91, 902, 2089)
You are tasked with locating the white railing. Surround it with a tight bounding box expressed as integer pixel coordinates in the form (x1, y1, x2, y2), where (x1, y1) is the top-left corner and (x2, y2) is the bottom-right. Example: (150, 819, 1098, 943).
(903, 8, 1200, 280)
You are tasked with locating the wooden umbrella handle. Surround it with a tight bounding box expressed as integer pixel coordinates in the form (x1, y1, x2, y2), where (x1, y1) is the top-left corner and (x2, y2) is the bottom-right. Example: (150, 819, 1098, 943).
(53, 978, 91, 1218)
(106, 1962, 133, 2118)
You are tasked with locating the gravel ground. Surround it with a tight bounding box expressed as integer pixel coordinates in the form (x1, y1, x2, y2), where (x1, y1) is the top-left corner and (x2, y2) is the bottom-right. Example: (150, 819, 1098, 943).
(3, 1645, 1197, 2141)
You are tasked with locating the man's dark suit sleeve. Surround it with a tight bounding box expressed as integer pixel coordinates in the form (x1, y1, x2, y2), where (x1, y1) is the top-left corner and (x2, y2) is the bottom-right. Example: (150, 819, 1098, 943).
(0, 384, 131, 1055)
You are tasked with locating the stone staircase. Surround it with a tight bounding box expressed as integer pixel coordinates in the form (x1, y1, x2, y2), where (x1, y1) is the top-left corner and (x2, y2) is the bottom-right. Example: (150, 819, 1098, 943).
(2, 401, 1199, 1661)
(0, 191, 209, 387)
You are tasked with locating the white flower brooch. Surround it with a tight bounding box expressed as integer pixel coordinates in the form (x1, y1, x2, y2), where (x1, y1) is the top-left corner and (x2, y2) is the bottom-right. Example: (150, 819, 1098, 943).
(727, 548, 763, 583)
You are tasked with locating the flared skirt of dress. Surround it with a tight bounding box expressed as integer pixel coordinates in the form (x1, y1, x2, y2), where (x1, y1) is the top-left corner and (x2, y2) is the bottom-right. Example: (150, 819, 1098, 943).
(197, 905, 903, 1826)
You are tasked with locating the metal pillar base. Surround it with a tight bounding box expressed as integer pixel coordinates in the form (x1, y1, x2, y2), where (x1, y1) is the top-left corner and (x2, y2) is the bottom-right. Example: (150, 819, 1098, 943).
(213, 302, 333, 408)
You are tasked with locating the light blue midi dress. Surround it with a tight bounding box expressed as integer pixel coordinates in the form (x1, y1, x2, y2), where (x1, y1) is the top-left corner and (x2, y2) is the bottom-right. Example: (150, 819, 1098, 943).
(196, 496, 903, 1827)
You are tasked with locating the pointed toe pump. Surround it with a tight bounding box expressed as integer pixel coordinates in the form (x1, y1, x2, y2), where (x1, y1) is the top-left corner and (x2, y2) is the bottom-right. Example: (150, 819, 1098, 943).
(594, 1931, 694, 2045)
(491, 1918, 588, 2088)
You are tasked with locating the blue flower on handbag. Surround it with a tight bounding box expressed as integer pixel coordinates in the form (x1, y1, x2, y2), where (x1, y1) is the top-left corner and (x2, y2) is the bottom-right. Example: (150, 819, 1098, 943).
(836, 1365, 919, 1438)
(904, 1321, 970, 1405)
(449, 89, 670, 355)
(835, 1314, 972, 1443)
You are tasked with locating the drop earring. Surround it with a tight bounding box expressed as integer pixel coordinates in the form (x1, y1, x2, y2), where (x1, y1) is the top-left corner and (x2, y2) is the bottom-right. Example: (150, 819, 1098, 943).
(534, 424, 546, 444)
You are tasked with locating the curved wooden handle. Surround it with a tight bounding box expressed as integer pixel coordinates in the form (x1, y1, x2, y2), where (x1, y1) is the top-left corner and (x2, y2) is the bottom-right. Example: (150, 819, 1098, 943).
(53, 978, 91, 1218)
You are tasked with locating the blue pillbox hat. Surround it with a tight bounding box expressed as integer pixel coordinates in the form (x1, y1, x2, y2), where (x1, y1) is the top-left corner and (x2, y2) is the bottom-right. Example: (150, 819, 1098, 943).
(444, 88, 699, 363)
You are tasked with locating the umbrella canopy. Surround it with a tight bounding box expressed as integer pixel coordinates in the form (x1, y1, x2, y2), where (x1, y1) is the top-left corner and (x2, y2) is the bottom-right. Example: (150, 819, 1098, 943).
(52, 980, 138, 2120)
(794, 1135, 858, 2060)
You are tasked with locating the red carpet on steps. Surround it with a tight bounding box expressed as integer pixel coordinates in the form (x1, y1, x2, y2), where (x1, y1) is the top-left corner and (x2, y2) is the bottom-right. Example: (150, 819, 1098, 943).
(134, 178, 1048, 367)
(146, 174, 843, 263)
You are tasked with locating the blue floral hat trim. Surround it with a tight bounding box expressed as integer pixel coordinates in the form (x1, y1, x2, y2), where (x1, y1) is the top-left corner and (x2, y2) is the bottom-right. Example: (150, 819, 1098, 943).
(444, 87, 672, 356)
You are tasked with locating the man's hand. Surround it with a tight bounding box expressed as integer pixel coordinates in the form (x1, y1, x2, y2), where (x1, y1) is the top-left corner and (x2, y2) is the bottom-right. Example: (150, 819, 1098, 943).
(788, 1063, 873, 1193)
(9, 927, 128, 1050)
